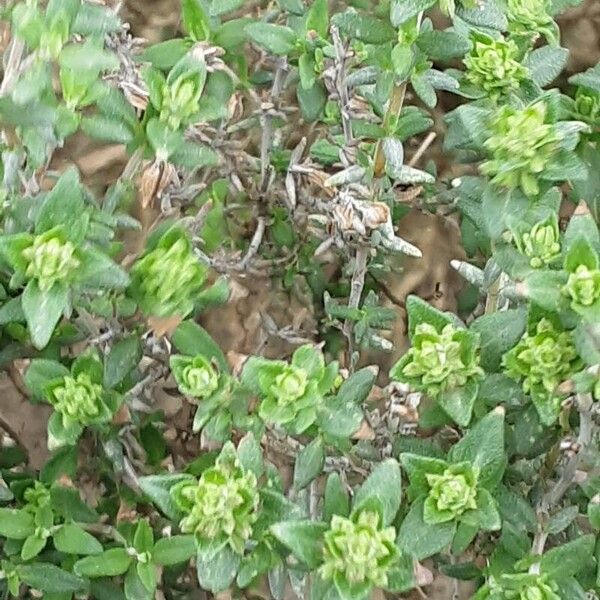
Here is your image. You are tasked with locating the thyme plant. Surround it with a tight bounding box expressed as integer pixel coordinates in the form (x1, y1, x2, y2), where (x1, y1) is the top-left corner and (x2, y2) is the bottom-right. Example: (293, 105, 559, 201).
(0, 0, 600, 598)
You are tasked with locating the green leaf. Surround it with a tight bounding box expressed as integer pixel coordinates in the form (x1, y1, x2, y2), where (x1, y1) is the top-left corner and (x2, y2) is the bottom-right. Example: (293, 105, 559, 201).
(390, 0, 437, 26)
(71, 4, 121, 35)
(573, 320, 600, 366)
(569, 62, 600, 92)
(40, 447, 78, 485)
(438, 379, 479, 427)
(59, 41, 119, 73)
(456, 0, 507, 30)
(236, 544, 273, 588)
(293, 437, 325, 490)
(523, 271, 567, 312)
(213, 17, 253, 49)
(104, 336, 141, 389)
(21, 532, 47, 560)
(470, 308, 527, 372)
(133, 520, 154, 554)
(182, 0, 211, 41)
(398, 498, 456, 560)
(237, 432, 264, 478)
(36, 168, 85, 234)
(22, 280, 68, 349)
(540, 534, 595, 578)
(472, 488, 501, 531)
(400, 453, 447, 500)
(416, 30, 471, 60)
(24, 359, 69, 400)
(588, 502, 600, 529)
(449, 408, 506, 490)
(391, 44, 414, 81)
(452, 522, 479, 554)
(124, 565, 153, 600)
(405, 295, 456, 337)
(196, 545, 241, 593)
(270, 520, 327, 568)
(74, 547, 133, 577)
(0, 507, 35, 539)
(48, 411, 82, 447)
(337, 368, 375, 407)
(332, 9, 396, 44)
(210, 0, 244, 16)
(306, 0, 329, 38)
(81, 116, 133, 144)
(0, 296, 25, 324)
(54, 523, 103, 555)
(170, 141, 218, 170)
(524, 46, 569, 87)
(353, 459, 402, 526)
(153, 535, 196, 566)
(245, 22, 298, 55)
(50, 485, 99, 523)
(171, 320, 229, 373)
(546, 505, 579, 534)
(17, 563, 86, 594)
(323, 473, 350, 522)
(297, 80, 327, 121)
(146, 118, 182, 158)
(138, 474, 194, 520)
(136, 560, 156, 594)
(139, 39, 191, 70)
(386, 552, 416, 592)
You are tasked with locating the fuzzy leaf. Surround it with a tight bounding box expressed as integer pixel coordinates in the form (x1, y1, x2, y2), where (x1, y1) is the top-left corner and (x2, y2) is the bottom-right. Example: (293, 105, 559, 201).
(293, 437, 325, 490)
(353, 459, 402, 525)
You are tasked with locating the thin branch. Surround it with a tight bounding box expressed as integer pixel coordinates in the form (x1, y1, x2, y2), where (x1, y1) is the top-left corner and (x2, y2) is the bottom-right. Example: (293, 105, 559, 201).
(331, 26, 353, 147)
(408, 131, 437, 167)
(343, 245, 368, 365)
(239, 216, 266, 269)
(531, 393, 595, 567)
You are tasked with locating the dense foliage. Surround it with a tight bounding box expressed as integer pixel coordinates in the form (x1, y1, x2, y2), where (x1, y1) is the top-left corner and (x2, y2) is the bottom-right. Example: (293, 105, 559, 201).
(1, 0, 600, 598)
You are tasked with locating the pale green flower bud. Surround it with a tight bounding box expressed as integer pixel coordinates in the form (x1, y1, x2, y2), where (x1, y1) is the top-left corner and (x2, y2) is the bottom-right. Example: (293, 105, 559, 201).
(129, 227, 207, 317)
(170, 444, 259, 554)
(396, 323, 483, 398)
(39, 15, 70, 60)
(46, 373, 111, 427)
(463, 34, 528, 97)
(320, 511, 398, 589)
(482, 103, 558, 197)
(502, 319, 581, 408)
(563, 264, 600, 308)
(425, 464, 478, 523)
(271, 365, 307, 406)
(22, 230, 80, 291)
(23, 482, 50, 510)
(160, 75, 202, 130)
(258, 364, 316, 430)
(574, 87, 600, 125)
(515, 217, 561, 268)
(506, 0, 557, 43)
(170, 354, 219, 399)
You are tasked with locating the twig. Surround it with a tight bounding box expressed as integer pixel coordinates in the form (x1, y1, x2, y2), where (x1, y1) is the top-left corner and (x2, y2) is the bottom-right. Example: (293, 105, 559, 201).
(531, 393, 595, 568)
(259, 58, 287, 191)
(343, 246, 369, 365)
(331, 26, 353, 147)
(239, 216, 266, 269)
(408, 132, 437, 167)
(0, 37, 24, 97)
